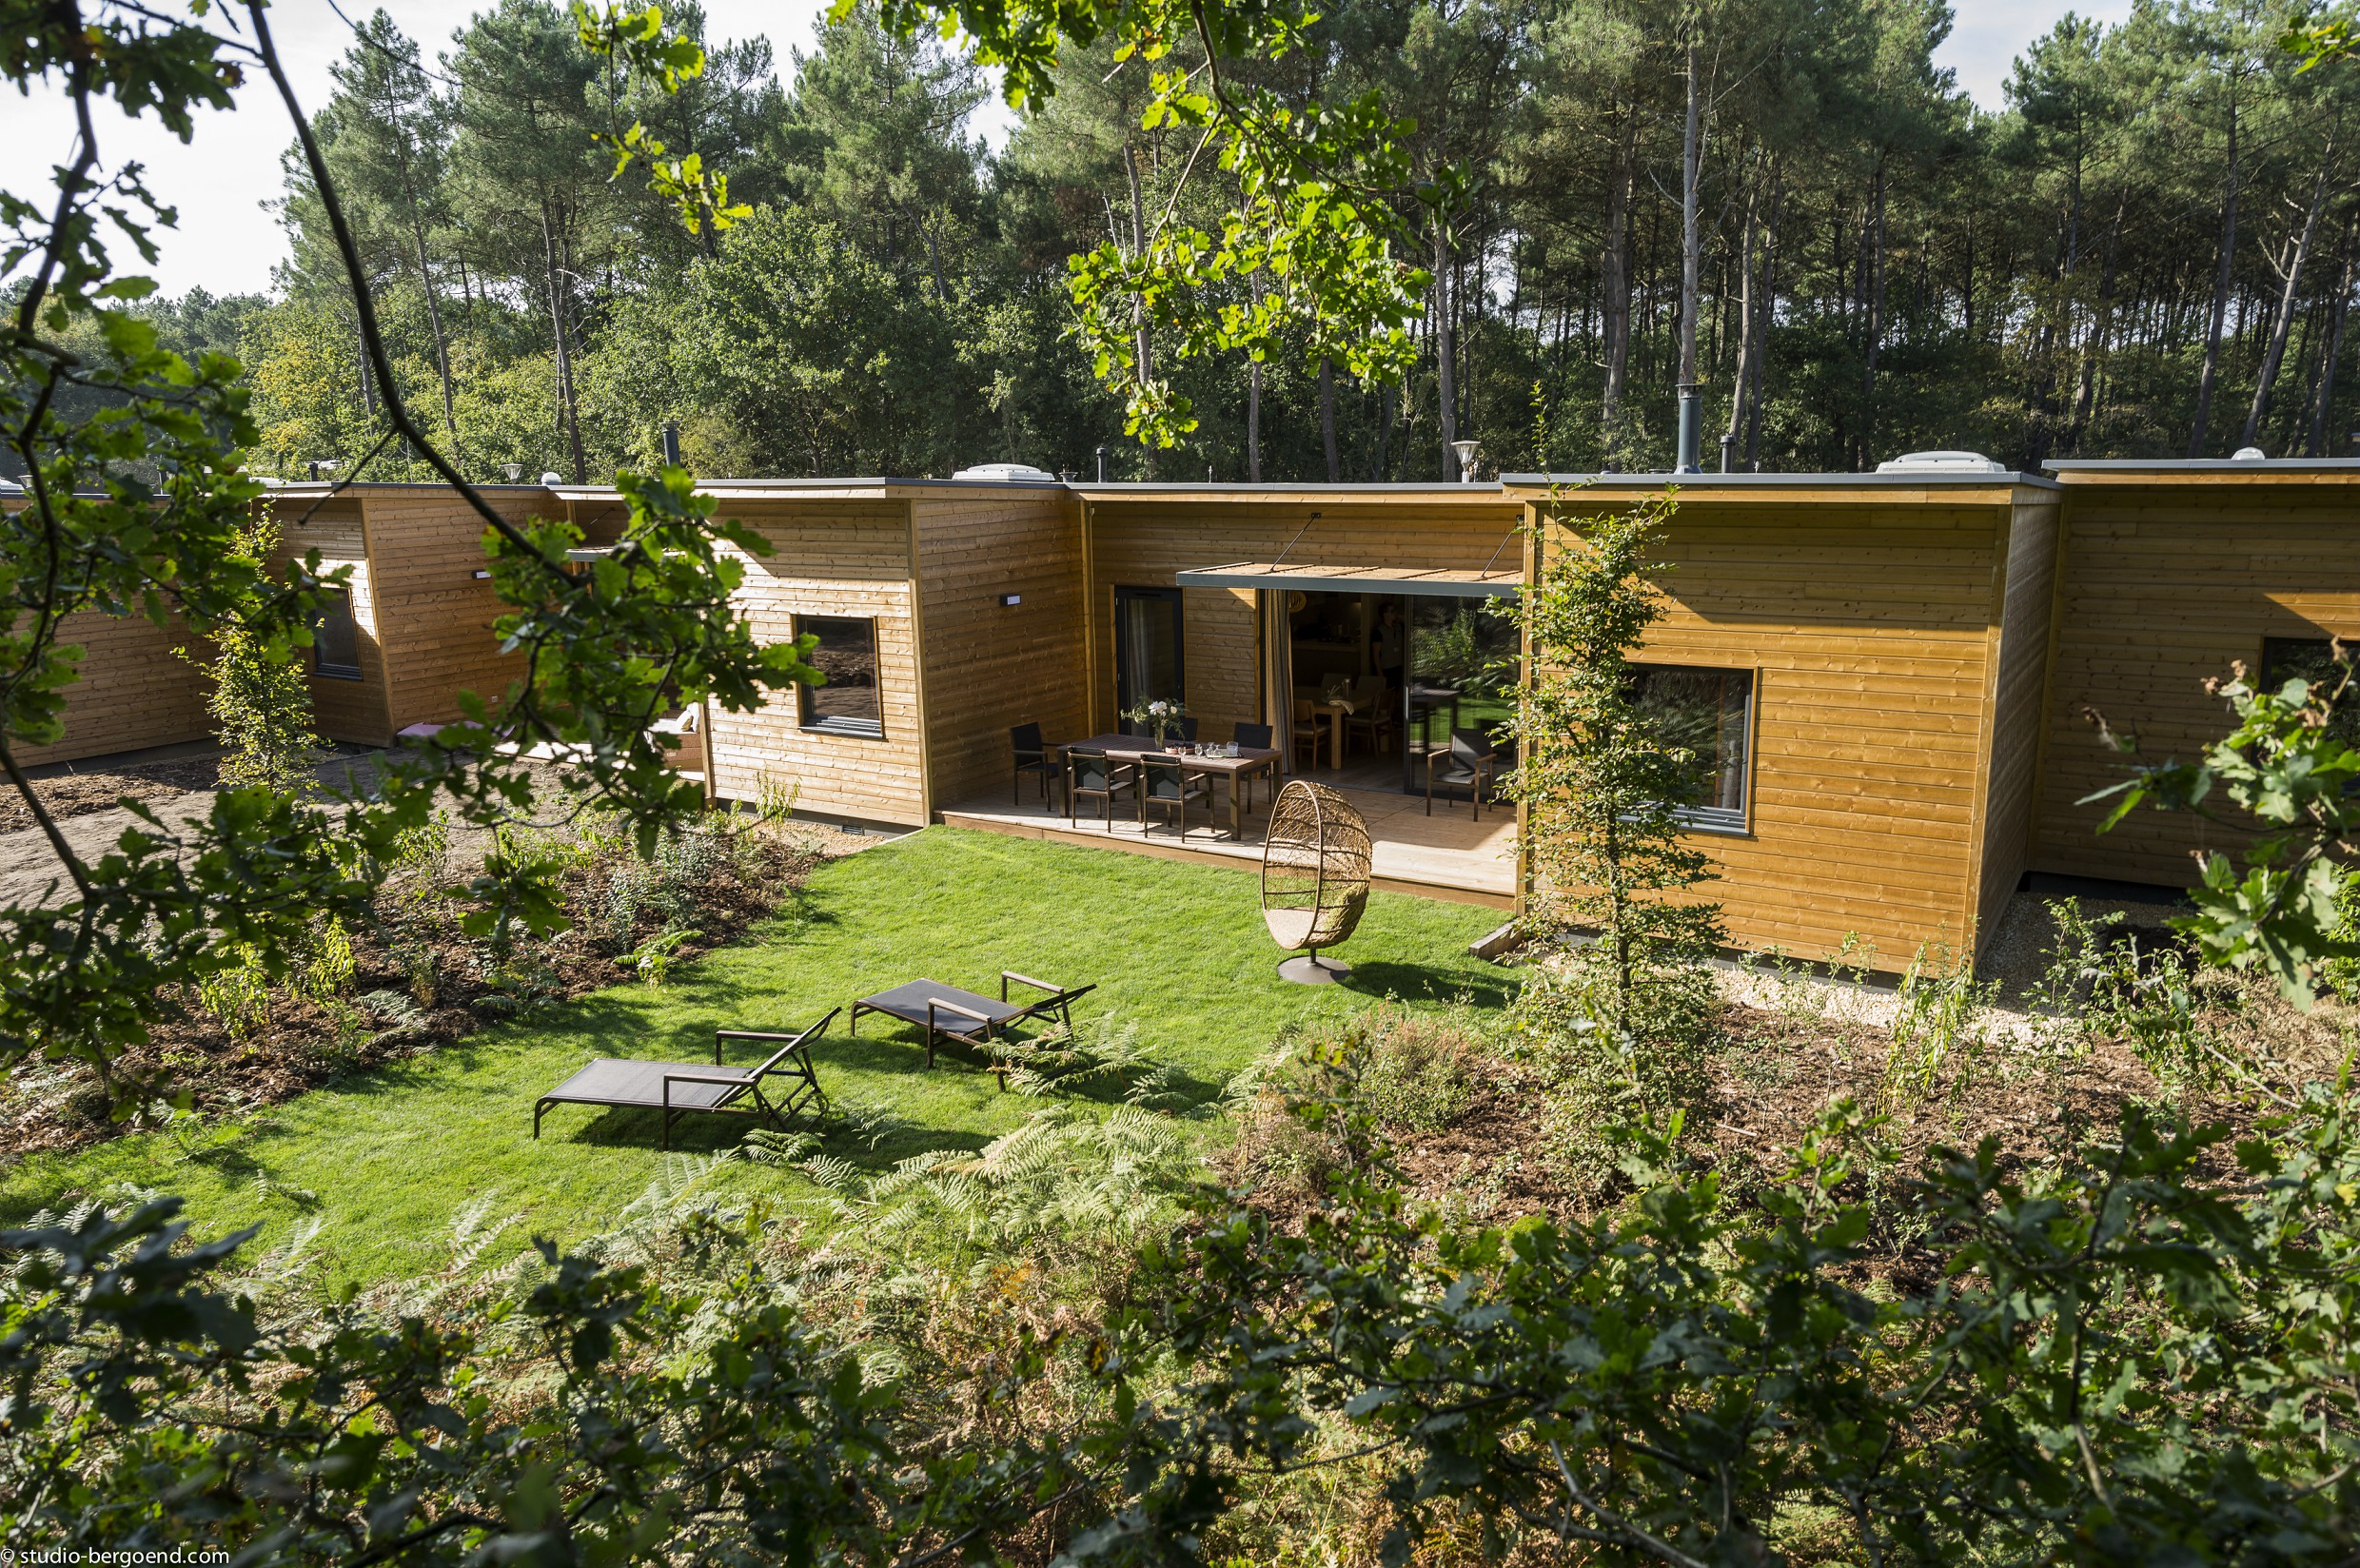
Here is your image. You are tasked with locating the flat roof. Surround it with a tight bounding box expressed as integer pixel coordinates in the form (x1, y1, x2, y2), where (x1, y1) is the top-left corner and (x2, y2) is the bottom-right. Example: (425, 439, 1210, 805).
(1071, 482, 1512, 504)
(2043, 459, 2360, 478)
(1500, 470, 2061, 492)
(1174, 561, 1523, 598)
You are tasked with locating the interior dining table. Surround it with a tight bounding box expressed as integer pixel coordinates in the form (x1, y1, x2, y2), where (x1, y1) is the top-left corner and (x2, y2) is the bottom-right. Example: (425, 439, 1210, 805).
(1052, 735, 1283, 841)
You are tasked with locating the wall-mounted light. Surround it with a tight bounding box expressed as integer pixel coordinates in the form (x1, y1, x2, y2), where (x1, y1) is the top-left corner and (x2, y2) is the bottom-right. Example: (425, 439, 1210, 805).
(999, 593, 1022, 607)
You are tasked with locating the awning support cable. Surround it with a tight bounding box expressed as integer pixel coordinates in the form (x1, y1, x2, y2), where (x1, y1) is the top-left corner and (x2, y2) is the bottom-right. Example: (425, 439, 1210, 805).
(1269, 510, 1321, 571)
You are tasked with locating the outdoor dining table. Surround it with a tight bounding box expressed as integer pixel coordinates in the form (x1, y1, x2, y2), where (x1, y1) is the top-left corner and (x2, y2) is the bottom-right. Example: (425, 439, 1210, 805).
(1054, 734, 1282, 841)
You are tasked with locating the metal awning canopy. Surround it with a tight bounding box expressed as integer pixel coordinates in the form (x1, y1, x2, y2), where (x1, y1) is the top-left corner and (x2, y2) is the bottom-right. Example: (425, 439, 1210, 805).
(1171, 561, 1523, 598)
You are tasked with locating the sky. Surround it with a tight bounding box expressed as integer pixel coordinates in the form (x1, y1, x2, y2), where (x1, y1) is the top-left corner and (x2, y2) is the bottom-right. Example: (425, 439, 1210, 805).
(1, 0, 2134, 302)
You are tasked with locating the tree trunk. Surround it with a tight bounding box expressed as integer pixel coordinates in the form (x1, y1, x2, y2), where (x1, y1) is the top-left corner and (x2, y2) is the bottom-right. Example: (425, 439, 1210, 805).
(1745, 170, 1782, 470)
(407, 215, 459, 450)
(2068, 196, 2128, 453)
(1319, 356, 1341, 481)
(1858, 162, 1887, 465)
(541, 200, 588, 485)
(1722, 163, 1761, 462)
(351, 311, 378, 425)
(2245, 134, 2335, 449)
(2310, 221, 2357, 456)
(1600, 103, 1635, 466)
(2190, 98, 2243, 457)
(1677, 36, 1703, 394)
(1433, 211, 1456, 478)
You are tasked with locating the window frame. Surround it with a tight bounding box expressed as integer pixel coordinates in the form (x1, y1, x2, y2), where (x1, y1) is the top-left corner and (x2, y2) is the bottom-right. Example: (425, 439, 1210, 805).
(311, 587, 364, 682)
(1628, 661, 1758, 836)
(793, 613, 886, 739)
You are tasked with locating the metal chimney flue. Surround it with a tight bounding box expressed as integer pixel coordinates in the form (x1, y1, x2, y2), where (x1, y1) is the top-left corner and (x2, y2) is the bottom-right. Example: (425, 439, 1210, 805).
(1675, 386, 1701, 474)
(660, 421, 680, 467)
(1096, 444, 1110, 483)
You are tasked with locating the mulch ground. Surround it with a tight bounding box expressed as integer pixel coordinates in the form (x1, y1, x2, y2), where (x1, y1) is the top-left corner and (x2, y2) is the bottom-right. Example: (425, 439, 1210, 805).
(1247, 993, 2314, 1297)
(0, 833, 823, 1161)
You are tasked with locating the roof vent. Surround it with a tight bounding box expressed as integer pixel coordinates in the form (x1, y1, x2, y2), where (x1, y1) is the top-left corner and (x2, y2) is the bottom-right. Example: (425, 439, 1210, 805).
(2232, 445, 2267, 461)
(951, 462, 1057, 482)
(540, 471, 563, 485)
(1875, 449, 2009, 474)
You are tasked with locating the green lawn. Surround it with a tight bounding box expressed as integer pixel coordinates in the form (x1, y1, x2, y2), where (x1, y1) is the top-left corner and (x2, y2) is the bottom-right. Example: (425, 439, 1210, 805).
(1, 828, 1512, 1286)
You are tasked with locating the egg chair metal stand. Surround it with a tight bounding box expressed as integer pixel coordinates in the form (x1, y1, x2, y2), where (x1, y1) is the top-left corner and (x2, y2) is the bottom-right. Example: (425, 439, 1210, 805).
(1260, 779, 1372, 984)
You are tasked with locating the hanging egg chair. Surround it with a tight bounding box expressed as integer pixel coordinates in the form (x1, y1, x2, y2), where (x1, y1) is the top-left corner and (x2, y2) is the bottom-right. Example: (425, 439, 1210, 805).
(1260, 779, 1372, 984)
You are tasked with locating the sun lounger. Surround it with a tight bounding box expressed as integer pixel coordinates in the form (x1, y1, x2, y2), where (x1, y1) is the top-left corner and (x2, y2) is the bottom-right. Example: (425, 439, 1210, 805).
(533, 1007, 840, 1149)
(849, 972, 1094, 1078)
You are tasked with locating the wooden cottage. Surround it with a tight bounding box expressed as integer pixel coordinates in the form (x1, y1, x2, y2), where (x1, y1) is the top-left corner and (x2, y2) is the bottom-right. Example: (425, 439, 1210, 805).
(257, 482, 555, 749)
(540, 478, 1088, 829)
(2032, 459, 2360, 890)
(1507, 470, 2064, 967)
(17, 458, 2360, 978)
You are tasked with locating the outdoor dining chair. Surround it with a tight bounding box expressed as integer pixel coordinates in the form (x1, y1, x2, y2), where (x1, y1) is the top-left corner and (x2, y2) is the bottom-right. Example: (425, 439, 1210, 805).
(1066, 747, 1136, 826)
(1232, 722, 1274, 812)
(1425, 727, 1497, 818)
(1011, 721, 1061, 807)
(1137, 753, 1211, 837)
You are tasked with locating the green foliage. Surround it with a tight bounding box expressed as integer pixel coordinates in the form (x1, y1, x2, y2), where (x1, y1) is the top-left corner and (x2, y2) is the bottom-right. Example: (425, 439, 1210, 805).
(185, 513, 328, 795)
(1877, 943, 1999, 1117)
(1505, 487, 1724, 1035)
(0, 10, 819, 1102)
(1112, 1083, 2360, 1565)
(2087, 645, 2360, 1006)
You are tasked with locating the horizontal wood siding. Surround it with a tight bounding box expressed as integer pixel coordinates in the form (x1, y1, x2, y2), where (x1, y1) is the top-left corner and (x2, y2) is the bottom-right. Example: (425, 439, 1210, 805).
(706, 499, 927, 826)
(2035, 477, 2360, 886)
(1538, 494, 2020, 970)
(364, 490, 544, 736)
(1976, 499, 2061, 945)
(268, 498, 389, 745)
(14, 607, 211, 766)
(914, 492, 1089, 810)
(1088, 496, 1523, 740)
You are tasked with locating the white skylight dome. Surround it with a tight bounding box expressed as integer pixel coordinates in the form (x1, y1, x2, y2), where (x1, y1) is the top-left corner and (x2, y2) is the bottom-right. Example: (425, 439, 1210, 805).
(950, 462, 1057, 481)
(1875, 450, 2010, 474)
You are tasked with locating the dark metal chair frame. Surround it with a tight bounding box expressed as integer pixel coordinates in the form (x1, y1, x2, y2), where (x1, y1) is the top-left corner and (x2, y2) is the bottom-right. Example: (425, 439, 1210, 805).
(849, 972, 1098, 1082)
(532, 1007, 841, 1149)
(1067, 747, 1137, 826)
(1425, 727, 1497, 818)
(1136, 753, 1211, 837)
(1011, 721, 1062, 807)
(1232, 722, 1275, 812)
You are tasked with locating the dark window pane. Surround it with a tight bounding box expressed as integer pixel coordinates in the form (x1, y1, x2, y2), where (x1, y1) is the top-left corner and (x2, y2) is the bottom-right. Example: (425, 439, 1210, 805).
(1629, 664, 1753, 826)
(796, 616, 882, 737)
(2261, 637, 2360, 744)
(313, 588, 362, 679)
(1114, 587, 1185, 715)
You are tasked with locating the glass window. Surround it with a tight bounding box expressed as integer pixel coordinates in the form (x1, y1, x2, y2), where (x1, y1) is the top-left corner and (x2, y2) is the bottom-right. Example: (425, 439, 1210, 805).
(795, 615, 883, 737)
(1114, 586, 1185, 719)
(1630, 664, 1753, 831)
(2261, 637, 2360, 743)
(313, 588, 362, 680)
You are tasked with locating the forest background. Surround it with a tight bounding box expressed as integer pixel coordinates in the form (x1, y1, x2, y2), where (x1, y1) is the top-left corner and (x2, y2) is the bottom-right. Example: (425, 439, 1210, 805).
(57, 0, 2360, 485)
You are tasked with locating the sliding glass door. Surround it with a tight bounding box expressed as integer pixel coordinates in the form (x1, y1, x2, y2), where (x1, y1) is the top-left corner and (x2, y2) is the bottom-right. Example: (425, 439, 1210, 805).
(1403, 595, 1520, 791)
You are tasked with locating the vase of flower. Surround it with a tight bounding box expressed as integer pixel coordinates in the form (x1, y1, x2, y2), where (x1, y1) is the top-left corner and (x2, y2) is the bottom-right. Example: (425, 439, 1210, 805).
(1121, 696, 1191, 746)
